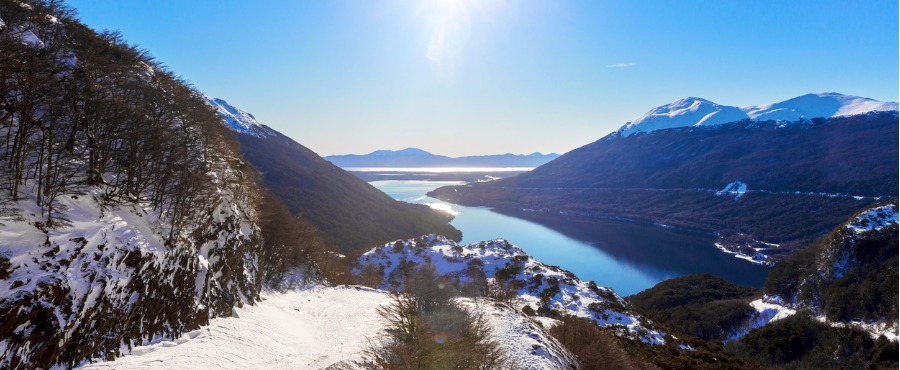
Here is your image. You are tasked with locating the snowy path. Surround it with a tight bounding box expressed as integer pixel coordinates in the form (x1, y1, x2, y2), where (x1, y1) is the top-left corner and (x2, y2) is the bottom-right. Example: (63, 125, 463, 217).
(80, 286, 391, 370)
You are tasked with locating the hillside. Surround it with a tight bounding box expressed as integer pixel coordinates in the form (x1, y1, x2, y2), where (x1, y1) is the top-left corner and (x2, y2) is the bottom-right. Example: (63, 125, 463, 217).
(325, 148, 558, 168)
(622, 203, 899, 368)
(0, 2, 288, 367)
(619, 93, 897, 136)
(763, 203, 898, 325)
(430, 111, 898, 262)
(206, 99, 461, 252)
(355, 235, 667, 344)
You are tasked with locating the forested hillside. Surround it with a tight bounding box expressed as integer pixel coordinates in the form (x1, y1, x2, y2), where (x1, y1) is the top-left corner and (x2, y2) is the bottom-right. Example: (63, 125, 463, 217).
(207, 98, 461, 253)
(0, 2, 325, 367)
(431, 114, 898, 261)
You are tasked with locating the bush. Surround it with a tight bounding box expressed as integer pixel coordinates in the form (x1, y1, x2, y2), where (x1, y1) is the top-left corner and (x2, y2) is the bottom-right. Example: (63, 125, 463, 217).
(368, 266, 506, 369)
(549, 316, 658, 370)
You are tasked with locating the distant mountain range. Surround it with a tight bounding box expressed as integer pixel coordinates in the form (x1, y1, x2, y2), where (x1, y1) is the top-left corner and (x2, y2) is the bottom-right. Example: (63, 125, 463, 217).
(325, 148, 559, 168)
(430, 93, 899, 264)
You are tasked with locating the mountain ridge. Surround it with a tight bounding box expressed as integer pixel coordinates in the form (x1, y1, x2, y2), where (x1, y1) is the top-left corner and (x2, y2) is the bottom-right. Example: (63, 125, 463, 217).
(325, 148, 559, 168)
(619, 92, 897, 136)
(205, 98, 462, 252)
(430, 111, 899, 263)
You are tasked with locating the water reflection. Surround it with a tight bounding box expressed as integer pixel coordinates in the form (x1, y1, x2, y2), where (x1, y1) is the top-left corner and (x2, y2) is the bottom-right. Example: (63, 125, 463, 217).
(371, 180, 768, 296)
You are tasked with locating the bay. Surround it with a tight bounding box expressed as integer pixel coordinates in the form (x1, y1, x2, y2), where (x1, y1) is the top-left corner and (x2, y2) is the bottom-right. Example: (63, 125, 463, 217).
(371, 179, 769, 296)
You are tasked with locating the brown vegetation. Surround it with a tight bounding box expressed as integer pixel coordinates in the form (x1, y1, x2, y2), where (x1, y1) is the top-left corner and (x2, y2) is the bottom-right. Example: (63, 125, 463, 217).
(367, 265, 506, 369)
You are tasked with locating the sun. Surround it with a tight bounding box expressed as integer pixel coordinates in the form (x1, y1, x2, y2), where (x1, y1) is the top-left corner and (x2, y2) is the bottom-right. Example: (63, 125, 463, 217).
(416, 0, 488, 82)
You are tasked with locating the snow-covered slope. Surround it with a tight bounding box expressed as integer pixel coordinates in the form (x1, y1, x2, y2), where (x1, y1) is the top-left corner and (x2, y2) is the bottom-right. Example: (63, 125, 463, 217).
(745, 92, 899, 122)
(618, 97, 750, 136)
(618, 93, 898, 136)
(0, 163, 263, 369)
(80, 286, 579, 370)
(80, 286, 391, 370)
(356, 235, 666, 344)
(205, 97, 277, 138)
(458, 299, 579, 370)
(731, 203, 900, 342)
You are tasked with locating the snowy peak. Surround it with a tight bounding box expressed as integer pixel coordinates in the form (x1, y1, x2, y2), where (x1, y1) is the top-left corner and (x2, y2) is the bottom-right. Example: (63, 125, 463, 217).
(744, 92, 899, 122)
(205, 96, 276, 138)
(618, 93, 898, 136)
(619, 97, 750, 136)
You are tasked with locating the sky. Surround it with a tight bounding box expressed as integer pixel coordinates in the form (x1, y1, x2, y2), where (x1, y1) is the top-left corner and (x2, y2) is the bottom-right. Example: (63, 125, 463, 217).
(67, 0, 899, 157)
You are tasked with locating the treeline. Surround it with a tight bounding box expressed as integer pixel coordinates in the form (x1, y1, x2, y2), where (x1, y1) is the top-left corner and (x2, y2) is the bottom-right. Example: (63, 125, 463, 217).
(0, 0, 334, 283)
(0, 0, 239, 239)
(764, 209, 899, 324)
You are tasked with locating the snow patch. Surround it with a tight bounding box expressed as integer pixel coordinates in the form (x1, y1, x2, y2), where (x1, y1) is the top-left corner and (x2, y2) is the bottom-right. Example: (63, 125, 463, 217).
(846, 204, 898, 234)
(205, 97, 277, 138)
(716, 181, 748, 200)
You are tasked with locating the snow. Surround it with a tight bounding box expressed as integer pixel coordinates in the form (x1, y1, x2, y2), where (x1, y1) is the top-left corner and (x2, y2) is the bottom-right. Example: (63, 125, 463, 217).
(619, 97, 749, 136)
(846, 204, 898, 234)
(10, 25, 45, 48)
(725, 298, 797, 342)
(205, 97, 277, 138)
(458, 299, 578, 370)
(79, 286, 579, 370)
(716, 180, 748, 200)
(728, 297, 898, 342)
(714, 243, 769, 266)
(356, 235, 667, 345)
(79, 286, 392, 370)
(618, 93, 898, 136)
(745, 92, 899, 121)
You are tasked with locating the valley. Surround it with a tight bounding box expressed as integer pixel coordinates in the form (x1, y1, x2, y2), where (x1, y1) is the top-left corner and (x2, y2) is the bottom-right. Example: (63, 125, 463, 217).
(370, 179, 768, 295)
(0, 1, 897, 369)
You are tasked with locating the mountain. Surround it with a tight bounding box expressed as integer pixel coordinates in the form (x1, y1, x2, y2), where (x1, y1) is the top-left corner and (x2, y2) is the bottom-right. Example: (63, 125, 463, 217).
(325, 148, 559, 168)
(763, 203, 898, 325)
(0, 4, 285, 368)
(620, 93, 898, 136)
(429, 98, 899, 263)
(626, 203, 899, 368)
(205, 99, 461, 252)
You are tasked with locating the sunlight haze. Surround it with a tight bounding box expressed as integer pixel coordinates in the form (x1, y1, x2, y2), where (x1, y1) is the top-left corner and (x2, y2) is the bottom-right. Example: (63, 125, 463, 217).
(68, 0, 899, 156)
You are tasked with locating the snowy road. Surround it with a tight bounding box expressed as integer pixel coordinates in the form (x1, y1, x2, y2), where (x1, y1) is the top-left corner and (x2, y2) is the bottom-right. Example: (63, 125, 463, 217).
(80, 286, 391, 370)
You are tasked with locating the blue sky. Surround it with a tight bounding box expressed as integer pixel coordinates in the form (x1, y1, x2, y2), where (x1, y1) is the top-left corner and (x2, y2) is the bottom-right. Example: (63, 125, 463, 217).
(67, 0, 898, 157)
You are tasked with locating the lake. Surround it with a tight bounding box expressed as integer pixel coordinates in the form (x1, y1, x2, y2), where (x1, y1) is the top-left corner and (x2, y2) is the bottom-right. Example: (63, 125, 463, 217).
(371, 179, 770, 296)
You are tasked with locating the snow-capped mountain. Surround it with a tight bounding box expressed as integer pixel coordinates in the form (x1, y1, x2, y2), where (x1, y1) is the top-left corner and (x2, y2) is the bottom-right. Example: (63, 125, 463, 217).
(205, 96, 277, 138)
(619, 93, 898, 136)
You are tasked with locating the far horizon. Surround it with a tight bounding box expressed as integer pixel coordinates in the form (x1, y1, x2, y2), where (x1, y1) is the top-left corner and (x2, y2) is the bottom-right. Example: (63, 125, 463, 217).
(68, 0, 898, 157)
(328, 147, 559, 157)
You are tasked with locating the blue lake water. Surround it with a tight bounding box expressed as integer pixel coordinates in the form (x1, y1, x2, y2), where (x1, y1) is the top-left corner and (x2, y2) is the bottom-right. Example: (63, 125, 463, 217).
(371, 179, 769, 296)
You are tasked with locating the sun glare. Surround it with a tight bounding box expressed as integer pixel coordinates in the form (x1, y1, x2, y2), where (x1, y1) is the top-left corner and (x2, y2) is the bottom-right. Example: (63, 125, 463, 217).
(417, 0, 490, 82)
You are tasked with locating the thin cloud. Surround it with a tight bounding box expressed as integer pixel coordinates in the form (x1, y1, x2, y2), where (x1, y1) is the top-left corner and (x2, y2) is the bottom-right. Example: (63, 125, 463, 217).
(605, 62, 636, 68)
